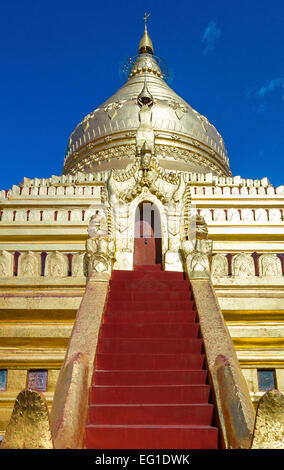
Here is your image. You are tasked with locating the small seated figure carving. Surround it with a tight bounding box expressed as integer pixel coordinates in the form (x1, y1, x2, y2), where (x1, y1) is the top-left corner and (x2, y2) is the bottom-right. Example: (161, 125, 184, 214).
(259, 254, 282, 277)
(211, 254, 229, 277)
(232, 253, 255, 277)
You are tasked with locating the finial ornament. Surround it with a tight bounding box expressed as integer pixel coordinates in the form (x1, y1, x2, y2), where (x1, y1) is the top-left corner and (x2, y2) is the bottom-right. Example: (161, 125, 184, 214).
(139, 12, 154, 55)
(144, 12, 150, 30)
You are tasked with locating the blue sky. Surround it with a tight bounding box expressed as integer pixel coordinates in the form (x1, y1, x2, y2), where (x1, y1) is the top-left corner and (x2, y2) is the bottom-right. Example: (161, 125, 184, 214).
(0, 0, 283, 189)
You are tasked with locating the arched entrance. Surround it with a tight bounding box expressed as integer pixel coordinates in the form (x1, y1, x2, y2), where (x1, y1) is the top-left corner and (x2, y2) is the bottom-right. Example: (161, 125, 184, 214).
(133, 202, 162, 267)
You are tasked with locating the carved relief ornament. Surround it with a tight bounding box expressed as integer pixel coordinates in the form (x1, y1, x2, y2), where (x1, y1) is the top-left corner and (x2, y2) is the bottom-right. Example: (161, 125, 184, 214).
(44, 252, 69, 278)
(258, 254, 282, 277)
(181, 215, 213, 279)
(0, 250, 13, 278)
(85, 210, 115, 277)
(18, 252, 41, 278)
(232, 253, 255, 277)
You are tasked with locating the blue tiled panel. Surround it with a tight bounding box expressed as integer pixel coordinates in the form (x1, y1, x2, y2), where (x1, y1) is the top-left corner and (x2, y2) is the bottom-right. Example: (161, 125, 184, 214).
(0, 370, 7, 391)
(257, 370, 275, 392)
(28, 370, 48, 391)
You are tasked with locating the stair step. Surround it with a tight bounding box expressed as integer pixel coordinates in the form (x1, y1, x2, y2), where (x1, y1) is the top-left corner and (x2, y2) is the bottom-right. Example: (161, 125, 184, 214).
(93, 370, 208, 386)
(96, 353, 205, 370)
(99, 323, 199, 339)
(97, 338, 203, 354)
(110, 279, 191, 291)
(86, 267, 218, 449)
(85, 424, 219, 449)
(90, 384, 211, 404)
(88, 403, 214, 425)
(112, 270, 185, 281)
(106, 300, 192, 311)
(108, 290, 191, 302)
(103, 310, 197, 323)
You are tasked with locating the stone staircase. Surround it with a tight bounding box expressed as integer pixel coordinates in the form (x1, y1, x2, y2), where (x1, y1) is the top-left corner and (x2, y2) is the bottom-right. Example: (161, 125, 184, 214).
(85, 265, 219, 449)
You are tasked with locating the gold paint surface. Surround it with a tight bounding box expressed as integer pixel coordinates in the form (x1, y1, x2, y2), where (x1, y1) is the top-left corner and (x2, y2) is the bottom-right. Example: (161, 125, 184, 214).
(50, 352, 89, 449)
(61, 277, 109, 378)
(233, 337, 284, 349)
(214, 355, 254, 449)
(1, 389, 54, 449)
(251, 389, 284, 449)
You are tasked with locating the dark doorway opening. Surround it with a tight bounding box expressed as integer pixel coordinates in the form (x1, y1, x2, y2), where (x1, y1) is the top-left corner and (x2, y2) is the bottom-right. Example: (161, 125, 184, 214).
(134, 202, 162, 267)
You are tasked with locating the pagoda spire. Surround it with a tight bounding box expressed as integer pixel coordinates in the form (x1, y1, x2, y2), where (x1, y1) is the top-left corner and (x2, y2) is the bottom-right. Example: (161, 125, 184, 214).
(138, 12, 154, 55)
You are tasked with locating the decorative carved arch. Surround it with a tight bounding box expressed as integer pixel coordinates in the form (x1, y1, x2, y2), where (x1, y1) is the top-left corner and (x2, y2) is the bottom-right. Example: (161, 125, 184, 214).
(258, 254, 282, 277)
(0, 251, 13, 277)
(18, 252, 41, 278)
(211, 254, 229, 277)
(128, 189, 169, 264)
(232, 253, 255, 277)
(44, 251, 69, 278)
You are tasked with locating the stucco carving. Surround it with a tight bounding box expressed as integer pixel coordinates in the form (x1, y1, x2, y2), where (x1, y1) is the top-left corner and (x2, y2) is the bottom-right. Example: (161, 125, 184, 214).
(42, 210, 55, 223)
(255, 209, 268, 222)
(211, 254, 229, 277)
(86, 237, 115, 276)
(57, 210, 68, 222)
(86, 211, 115, 276)
(214, 209, 226, 221)
(269, 209, 281, 221)
(227, 209, 240, 222)
(223, 187, 231, 196)
(181, 215, 212, 279)
(44, 252, 69, 278)
(1, 210, 14, 222)
(214, 187, 222, 195)
(14, 211, 27, 222)
(72, 252, 86, 277)
(70, 209, 83, 222)
(258, 254, 282, 277)
(28, 210, 41, 222)
(18, 252, 41, 278)
(241, 209, 254, 222)
(103, 138, 190, 271)
(87, 211, 108, 238)
(199, 209, 212, 224)
(136, 81, 155, 155)
(0, 250, 14, 277)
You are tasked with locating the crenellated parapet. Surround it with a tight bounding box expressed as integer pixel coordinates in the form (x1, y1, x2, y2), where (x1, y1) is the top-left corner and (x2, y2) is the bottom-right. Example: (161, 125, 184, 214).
(0, 206, 282, 225)
(1, 171, 283, 202)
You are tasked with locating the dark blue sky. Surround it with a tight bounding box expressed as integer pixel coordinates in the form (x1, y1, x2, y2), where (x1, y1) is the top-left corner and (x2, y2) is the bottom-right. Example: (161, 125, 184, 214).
(0, 0, 283, 190)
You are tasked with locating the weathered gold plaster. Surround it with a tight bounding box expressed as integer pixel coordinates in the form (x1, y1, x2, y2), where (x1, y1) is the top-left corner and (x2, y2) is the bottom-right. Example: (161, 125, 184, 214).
(50, 275, 109, 448)
(250, 389, 284, 449)
(50, 352, 89, 449)
(214, 354, 254, 448)
(190, 278, 255, 448)
(1, 389, 54, 449)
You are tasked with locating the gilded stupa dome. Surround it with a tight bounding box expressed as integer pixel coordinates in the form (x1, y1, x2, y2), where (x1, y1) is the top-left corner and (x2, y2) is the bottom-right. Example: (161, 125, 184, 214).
(63, 25, 231, 177)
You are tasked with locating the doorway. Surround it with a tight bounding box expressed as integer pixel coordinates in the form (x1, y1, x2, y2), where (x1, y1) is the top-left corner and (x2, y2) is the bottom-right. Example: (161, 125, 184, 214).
(133, 202, 162, 267)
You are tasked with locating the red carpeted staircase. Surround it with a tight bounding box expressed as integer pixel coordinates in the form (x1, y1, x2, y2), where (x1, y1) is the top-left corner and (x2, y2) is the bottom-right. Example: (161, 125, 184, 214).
(85, 265, 219, 449)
